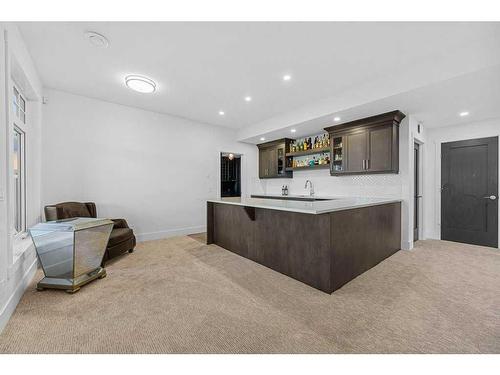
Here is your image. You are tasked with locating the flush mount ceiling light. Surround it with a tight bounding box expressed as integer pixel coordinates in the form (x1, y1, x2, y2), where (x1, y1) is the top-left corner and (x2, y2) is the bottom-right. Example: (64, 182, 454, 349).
(283, 74, 292, 81)
(333, 116, 341, 122)
(125, 75, 157, 93)
(291, 129, 296, 133)
(260, 137, 266, 141)
(459, 111, 470, 117)
(84, 31, 109, 48)
(245, 96, 252, 102)
(219, 111, 225, 116)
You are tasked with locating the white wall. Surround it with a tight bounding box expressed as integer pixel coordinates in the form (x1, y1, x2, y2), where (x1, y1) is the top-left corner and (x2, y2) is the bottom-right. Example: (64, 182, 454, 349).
(260, 115, 424, 250)
(0, 23, 42, 333)
(42, 89, 261, 242)
(423, 118, 500, 246)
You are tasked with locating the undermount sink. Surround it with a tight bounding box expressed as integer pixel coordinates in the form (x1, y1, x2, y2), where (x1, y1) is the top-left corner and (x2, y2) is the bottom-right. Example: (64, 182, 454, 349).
(251, 194, 335, 202)
(290, 196, 333, 201)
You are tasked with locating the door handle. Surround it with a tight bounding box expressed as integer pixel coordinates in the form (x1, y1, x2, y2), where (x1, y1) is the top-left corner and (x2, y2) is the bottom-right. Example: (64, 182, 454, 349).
(483, 195, 497, 200)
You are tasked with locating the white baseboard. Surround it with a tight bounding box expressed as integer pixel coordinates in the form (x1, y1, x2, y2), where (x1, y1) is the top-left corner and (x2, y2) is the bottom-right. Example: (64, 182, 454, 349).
(401, 240, 413, 251)
(0, 258, 37, 334)
(136, 225, 206, 243)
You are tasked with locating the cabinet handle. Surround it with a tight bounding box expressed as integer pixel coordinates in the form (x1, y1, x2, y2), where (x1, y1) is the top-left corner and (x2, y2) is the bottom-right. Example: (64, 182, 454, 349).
(366, 159, 369, 170)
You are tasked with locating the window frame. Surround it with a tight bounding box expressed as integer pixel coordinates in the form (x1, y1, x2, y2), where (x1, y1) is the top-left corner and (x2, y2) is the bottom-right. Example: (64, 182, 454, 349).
(11, 83, 27, 238)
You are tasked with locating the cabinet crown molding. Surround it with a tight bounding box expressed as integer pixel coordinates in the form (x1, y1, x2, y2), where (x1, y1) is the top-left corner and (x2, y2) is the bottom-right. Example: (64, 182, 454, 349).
(257, 138, 294, 149)
(324, 110, 406, 133)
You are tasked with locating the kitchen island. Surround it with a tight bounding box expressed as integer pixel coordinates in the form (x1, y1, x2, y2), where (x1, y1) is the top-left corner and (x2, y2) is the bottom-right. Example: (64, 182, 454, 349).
(207, 196, 401, 293)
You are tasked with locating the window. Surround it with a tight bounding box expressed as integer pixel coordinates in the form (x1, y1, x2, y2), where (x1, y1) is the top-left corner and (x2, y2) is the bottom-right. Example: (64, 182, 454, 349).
(12, 85, 27, 235)
(12, 86, 26, 124)
(13, 126, 26, 234)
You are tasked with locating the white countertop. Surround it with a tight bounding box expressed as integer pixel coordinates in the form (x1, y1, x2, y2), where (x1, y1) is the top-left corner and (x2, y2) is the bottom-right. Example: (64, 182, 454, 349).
(208, 196, 401, 214)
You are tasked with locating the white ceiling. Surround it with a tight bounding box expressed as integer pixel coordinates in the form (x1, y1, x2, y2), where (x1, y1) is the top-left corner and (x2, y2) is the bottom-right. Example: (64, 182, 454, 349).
(17, 22, 500, 130)
(244, 64, 500, 143)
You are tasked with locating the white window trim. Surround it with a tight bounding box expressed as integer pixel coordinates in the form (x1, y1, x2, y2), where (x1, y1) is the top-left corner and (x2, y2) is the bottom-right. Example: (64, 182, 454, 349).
(11, 82, 28, 252)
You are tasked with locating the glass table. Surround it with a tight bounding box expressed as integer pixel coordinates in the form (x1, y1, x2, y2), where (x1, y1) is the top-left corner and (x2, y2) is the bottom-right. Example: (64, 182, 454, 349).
(28, 217, 114, 293)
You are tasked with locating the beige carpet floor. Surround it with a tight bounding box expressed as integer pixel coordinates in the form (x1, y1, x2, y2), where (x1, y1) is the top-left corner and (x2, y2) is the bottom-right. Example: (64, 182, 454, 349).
(0, 235, 499, 353)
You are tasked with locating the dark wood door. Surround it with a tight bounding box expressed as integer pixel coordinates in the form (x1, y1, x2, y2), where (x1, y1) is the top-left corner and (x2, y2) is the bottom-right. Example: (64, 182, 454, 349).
(367, 124, 393, 171)
(346, 131, 367, 173)
(441, 137, 498, 247)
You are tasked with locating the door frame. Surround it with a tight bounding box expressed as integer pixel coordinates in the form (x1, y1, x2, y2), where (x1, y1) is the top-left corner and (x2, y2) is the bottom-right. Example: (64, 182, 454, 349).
(413, 139, 424, 242)
(413, 142, 422, 241)
(438, 136, 499, 247)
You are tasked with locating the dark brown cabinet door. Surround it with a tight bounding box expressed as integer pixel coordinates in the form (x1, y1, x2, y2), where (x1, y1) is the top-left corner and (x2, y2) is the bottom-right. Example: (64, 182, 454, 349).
(259, 148, 267, 178)
(345, 131, 367, 173)
(367, 124, 393, 172)
(258, 146, 279, 178)
(267, 147, 277, 176)
(257, 138, 293, 179)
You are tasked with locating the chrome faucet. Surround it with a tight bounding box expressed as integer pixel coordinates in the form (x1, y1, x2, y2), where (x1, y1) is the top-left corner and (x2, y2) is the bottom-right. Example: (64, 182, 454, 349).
(304, 180, 314, 196)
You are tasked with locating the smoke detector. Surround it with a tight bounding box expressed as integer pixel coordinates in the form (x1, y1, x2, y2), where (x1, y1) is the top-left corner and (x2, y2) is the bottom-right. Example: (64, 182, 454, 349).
(84, 31, 109, 48)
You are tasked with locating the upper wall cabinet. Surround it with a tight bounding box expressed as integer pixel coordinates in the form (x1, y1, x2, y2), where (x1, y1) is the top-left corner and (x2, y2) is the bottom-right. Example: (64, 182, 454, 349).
(324, 110, 406, 176)
(257, 138, 294, 179)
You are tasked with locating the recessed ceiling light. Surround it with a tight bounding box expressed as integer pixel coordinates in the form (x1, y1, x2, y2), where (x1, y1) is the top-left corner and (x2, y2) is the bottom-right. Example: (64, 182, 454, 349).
(333, 116, 341, 122)
(125, 75, 156, 93)
(459, 111, 469, 117)
(291, 129, 296, 133)
(84, 31, 109, 48)
(260, 137, 265, 141)
(245, 96, 252, 102)
(219, 111, 225, 116)
(283, 74, 292, 81)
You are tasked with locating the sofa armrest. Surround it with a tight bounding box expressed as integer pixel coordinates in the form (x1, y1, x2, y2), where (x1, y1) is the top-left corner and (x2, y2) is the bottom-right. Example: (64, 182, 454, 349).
(112, 218, 130, 229)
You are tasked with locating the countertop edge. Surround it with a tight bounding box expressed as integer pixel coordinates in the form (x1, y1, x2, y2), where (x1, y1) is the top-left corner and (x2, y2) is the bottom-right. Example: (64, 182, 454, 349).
(207, 198, 402, 214)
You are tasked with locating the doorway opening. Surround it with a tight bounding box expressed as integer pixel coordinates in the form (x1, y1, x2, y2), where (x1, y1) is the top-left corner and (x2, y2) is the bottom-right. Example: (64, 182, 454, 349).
(220, 152, 241, 201)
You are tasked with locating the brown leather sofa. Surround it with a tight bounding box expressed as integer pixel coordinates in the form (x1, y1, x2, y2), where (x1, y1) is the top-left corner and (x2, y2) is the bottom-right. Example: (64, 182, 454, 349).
(44, 202, 136, 266)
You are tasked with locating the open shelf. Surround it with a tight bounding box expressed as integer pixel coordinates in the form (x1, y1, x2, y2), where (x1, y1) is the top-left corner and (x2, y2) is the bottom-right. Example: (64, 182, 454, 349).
(285, 147, 330, 157)
(285, 164, 330, 172)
